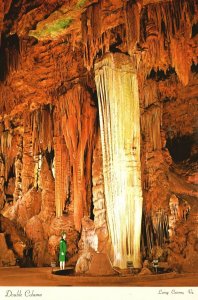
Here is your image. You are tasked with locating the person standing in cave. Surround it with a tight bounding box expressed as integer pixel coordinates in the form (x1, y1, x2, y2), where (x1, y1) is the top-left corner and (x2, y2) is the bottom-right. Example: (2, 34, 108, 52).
(59, 232, 67, 270)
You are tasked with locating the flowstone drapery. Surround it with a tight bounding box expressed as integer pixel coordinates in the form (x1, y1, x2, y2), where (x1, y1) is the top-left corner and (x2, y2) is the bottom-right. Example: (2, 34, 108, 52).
(56, 85, 97, 231)
(95, 53, 143, 268)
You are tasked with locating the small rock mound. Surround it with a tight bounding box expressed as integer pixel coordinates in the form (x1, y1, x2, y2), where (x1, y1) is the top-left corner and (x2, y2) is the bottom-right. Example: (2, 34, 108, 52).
(88, 253, 117, 276)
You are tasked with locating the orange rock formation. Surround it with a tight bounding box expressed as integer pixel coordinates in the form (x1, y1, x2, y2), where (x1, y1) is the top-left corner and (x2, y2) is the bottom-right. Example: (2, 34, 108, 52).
(0, 0, 197, 273)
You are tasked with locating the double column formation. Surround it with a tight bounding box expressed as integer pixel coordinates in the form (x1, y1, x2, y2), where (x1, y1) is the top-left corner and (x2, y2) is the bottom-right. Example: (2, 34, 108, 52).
(95, 53, 143, 268)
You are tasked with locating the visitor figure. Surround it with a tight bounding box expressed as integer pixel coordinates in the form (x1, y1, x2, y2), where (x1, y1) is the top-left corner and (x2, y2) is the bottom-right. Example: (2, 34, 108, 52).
(59, 232, 67, 270)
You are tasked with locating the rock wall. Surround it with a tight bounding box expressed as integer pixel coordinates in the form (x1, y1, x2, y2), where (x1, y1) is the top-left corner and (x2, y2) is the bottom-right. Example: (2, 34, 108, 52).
(0, 0, 197, 271)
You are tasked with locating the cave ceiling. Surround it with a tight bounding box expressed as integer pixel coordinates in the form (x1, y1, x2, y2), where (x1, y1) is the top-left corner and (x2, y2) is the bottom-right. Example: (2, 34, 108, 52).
(0, 0, 197, 117)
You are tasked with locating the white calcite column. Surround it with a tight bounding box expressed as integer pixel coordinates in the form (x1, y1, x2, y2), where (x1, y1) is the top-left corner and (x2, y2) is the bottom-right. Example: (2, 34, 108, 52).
(95, 53, 143, 268)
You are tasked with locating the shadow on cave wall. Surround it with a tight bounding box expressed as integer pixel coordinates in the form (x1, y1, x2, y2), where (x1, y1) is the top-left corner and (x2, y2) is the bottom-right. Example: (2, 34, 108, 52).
(0, 33, 20, 82)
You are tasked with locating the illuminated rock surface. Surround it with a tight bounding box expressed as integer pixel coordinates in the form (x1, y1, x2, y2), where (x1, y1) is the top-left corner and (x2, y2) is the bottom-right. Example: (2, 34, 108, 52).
(95, 53, 143, 268)
(0, 0, 197, 274)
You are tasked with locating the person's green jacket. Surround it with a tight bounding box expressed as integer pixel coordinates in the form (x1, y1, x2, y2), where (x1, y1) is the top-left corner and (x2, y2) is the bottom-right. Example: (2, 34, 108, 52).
(59, 238, 67, 262)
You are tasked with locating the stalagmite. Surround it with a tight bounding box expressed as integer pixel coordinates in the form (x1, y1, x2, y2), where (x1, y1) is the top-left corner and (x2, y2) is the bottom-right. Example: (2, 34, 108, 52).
(95, 53, 143, 268)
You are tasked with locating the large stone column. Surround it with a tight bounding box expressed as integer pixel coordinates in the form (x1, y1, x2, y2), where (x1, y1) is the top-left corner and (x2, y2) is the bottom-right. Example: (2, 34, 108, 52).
(95, 53, 143, 268)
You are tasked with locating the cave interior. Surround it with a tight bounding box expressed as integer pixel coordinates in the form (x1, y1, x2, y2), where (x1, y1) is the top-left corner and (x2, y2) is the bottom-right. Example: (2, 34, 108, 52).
(0, 0, 197, 275)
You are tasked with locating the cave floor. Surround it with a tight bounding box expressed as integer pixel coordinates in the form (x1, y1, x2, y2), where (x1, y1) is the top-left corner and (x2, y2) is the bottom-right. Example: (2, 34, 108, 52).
(0, 267, 198, 286)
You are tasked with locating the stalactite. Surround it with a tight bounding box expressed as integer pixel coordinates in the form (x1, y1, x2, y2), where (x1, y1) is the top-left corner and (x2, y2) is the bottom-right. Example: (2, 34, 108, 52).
(152, 209, 169, 247)
(81, 1, 127, 70)
(0, 129, 16, 183)
(0, 33, 20, 82)
(0, 117, 23, 207)
(141, 210, 169, 259)
(141, 105, 162, 151)
(142, 80, 158, 108)
(31, 104, 53, 156)
(0, 130, 12, 154)
(58, 84, 97, 231)
(21, 114, 35, 194)
(139, 0, 197, 85)
(54, 136, 69, 218)
(125, 0, 141, 54)
(81, 2, 103, 70)
(79, 0, 197, 82)
(13, 135, 23, 202)
(33, 153, 42, 189)
(0, 153, 5, 209)
(95, 53, 143, 268)
(170, 37, 192, 86)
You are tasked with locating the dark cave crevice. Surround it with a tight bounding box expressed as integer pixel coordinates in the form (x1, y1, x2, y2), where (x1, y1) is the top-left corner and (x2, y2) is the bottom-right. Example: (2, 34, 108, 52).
(7, 163, 15, 179)
(192, 23, 198, 38)
(90, 198, 94, 221)
(166, 135, 194, 163)
(45, 149, 54, 170)
(147, 67, 177, 81)
(191, 61, 198, 73)
(4, 233, 13, 248)
(0, 33, 20, 81)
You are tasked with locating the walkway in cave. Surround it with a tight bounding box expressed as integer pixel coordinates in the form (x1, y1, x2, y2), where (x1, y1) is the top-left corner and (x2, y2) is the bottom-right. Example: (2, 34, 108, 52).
(0, 267, 198, 287)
